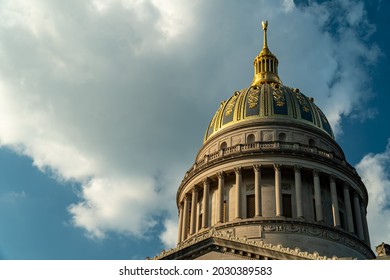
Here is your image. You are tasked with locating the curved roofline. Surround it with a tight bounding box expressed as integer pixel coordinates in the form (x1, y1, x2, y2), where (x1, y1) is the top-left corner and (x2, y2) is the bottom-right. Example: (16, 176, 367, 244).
(203, 84, 335, 144)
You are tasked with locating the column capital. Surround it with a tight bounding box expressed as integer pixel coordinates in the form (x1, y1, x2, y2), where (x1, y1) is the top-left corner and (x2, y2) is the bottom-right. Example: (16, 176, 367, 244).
(202, 177, 210, 187)
(313, 168, 320, 177)
(216, 171, 225, 179)
(184, 193, 192, 201)
(192, 186, 199, 193)
(234, 166, 242, 175)
(294, 165, 302, 172)
(343, 182, 350, 189)
(352, 191, 360, 199)
(178, 202, 183, 210)
(329, 174, 337, 182)
(253, 164, 262, 172)
(273, 163, 281, 171)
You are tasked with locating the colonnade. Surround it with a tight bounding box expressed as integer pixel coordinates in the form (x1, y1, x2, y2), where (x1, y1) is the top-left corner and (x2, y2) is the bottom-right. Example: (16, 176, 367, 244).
(255, 57, 278, 75)
(177, 164, 369, 245)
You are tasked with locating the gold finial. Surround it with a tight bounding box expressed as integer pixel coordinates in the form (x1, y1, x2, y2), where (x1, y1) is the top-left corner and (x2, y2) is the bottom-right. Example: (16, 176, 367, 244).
(262, 20, 268, 49)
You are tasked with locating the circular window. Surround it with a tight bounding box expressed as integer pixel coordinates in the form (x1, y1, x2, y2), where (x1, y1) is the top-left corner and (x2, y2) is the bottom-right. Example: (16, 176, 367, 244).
(308, 139, 316, 146)
(279, 132, 287, 141)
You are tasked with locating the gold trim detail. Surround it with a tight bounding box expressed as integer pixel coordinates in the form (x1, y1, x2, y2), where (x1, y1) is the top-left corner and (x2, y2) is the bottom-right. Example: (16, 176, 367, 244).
(294, 89, 310, 113)
(271, 83, 285, 107)
(248, 88, 260, 109)
(225, 93, 239, 116)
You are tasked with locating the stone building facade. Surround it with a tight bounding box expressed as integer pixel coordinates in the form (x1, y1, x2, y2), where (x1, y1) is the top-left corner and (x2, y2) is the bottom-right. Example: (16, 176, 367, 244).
(155, 21, 375, 260)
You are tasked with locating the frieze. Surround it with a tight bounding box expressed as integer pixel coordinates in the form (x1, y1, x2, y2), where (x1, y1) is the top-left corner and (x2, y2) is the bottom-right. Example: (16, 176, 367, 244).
(261, 222, 373, 258)
(151, 226, 338, 260)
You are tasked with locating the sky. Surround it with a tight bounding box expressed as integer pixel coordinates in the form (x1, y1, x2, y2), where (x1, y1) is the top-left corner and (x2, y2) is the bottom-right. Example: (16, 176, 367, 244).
(0, 0, 389, 260)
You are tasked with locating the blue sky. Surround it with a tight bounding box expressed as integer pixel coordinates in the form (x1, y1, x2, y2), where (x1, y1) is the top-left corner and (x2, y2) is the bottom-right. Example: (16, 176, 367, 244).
(0, 0, 389, 259)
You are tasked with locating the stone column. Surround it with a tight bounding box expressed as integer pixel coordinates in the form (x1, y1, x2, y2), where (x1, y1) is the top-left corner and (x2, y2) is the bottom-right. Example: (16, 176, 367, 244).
(329, 175, 341, 227)
(190, 187, 198, 235)
(216, 172, 225, 223)
(234, 167, 242, 219)
(177, 203, 183, 244)
(202, 178, 210, 228)
(274, 164, 283, 217)
(360, 203, 371, 246)
(181, 194, 190, 240)
(343, 183, 355, 233)
(353, 192, 364, 240)
(313, 169, 323, 222)
(253, 164, 262, 217)
(294, 165, 303, 218)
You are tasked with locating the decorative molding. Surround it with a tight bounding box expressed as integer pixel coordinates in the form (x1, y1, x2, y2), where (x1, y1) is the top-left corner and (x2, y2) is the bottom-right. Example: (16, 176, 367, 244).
(216, 171, 225, 179)
(234, 167, 242, 175)
(253, 164, 262, 173)
(294, 165, 302, 172)
(273, 163, 281, 171)
(178, 140, 368, 204)
(152, 225, 342, 260)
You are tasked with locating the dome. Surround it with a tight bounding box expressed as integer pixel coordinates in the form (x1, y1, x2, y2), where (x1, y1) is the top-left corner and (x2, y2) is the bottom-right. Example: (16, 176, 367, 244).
(204, 83, 334, 142)
(204, 20, 333, 143)
(162, 20, 374, 261)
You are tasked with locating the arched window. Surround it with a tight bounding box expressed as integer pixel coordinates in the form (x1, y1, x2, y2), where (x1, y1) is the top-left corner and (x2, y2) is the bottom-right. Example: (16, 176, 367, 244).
(309, 139, 316, 146)
(220, 142, 227, 150)
(279, 132, 286, 142)
(247, 134, 255, 144)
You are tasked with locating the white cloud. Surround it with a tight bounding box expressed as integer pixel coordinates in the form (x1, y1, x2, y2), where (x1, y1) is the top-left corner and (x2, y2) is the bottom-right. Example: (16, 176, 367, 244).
(68, 176, 160, 239)
(268, 0, 380, 137)
(356, 140, 390, 249)
(0, 0, 382, 253)
(159, 218, 178, 249)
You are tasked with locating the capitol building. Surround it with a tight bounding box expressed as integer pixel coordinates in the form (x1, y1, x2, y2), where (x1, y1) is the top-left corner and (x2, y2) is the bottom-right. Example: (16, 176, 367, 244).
(155, 21, 379, 260)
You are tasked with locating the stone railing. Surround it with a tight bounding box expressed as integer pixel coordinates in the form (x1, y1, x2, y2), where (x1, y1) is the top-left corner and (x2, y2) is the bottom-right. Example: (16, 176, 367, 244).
(182, 141, 356, 185)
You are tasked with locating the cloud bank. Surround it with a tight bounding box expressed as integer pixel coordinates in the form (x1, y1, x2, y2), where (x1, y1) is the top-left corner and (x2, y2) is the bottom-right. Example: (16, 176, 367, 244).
(356, 140, 390, 249)
(0, 0, 382, 250)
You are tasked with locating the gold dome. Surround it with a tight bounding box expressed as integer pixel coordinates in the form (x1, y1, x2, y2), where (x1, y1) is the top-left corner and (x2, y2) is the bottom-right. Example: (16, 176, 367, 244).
(204, 21, 334, 142)
(204, 83, 334, 142)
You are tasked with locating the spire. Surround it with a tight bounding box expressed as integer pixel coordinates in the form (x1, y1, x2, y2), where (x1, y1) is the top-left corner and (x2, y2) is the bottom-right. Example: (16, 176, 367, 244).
(262, 20, 268, 49)
(251, 20, 282, 86)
